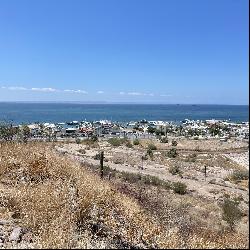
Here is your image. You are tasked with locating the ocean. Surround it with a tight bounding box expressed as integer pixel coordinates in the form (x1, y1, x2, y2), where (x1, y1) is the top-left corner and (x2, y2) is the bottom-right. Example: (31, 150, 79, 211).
(0, 103, 248, 125)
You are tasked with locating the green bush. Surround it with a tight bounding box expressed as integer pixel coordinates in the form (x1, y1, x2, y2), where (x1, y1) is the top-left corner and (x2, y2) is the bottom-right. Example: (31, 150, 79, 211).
(172, 182, 187, 194)
(126, 141, 133, 148)
(133, 139, 140, 145)
(121, 171, 141, 183)
(229, 170, 249, 182)
(171, 140, 178, 146)
(108, 137, 127, 147)
(222, 198, 242, 230)
(120, 172, 171, 189)
(142, 175, 171, 189)
(146, 148, 153, 158)
(160, 137, 168, 143)
(167, 148, 178, 158)
(147, 143, 157, 150)
(169, 165, 181, 175)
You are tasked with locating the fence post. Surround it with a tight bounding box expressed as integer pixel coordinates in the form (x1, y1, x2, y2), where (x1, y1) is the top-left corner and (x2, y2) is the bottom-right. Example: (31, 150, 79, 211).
(100, 151, 104, 179)
(204, 165, 207, 181)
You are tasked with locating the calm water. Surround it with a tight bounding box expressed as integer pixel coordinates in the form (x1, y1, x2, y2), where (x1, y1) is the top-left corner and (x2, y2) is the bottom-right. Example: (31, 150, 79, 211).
(0, 103, 248, 125)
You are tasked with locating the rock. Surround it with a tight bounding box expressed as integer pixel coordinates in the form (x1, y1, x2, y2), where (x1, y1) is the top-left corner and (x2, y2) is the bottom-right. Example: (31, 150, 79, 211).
(9, 227, 22, 242)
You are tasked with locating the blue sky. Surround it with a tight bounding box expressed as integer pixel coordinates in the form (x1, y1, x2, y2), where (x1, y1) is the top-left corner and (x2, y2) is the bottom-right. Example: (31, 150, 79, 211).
(0, 0, 249, 104)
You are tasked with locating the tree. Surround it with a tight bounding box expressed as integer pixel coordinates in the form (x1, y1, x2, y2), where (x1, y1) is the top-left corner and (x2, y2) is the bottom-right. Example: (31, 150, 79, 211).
(209, 124, 222, 136)
(147, 126, 156, 134)
(21, 125, 31, 142)
(0, 122, 19, 141)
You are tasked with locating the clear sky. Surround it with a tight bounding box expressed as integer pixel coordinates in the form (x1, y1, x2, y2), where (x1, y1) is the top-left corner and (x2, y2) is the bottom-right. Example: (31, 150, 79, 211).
(0, 0, 249, 104)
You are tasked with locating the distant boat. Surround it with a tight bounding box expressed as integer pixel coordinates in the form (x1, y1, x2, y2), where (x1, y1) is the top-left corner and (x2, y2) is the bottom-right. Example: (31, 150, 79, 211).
(67, 121, 79, 125)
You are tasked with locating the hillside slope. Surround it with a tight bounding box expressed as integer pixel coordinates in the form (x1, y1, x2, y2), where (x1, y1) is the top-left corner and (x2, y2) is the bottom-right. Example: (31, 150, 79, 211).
(0, 142, 248, 248)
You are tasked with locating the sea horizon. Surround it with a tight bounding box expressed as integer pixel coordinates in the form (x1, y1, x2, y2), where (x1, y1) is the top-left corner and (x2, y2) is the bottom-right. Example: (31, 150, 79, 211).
(0, 101, 249, 106)
(0, 102, 248, 125)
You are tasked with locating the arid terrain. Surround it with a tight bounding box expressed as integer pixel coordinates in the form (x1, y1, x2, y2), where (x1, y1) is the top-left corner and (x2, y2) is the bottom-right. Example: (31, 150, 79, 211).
(0, 138, 249, 248)
(56, 137, 249, 202)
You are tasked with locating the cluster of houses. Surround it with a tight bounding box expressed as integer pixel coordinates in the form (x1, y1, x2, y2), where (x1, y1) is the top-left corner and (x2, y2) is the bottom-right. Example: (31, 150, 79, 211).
(181, 119, 249, 141)
(26, 120, 115, 138)
(24, 118, 249, 141)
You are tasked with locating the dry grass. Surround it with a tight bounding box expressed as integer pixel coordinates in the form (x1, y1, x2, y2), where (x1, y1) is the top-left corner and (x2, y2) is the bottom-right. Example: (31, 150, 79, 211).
(0, 142, 248, 248)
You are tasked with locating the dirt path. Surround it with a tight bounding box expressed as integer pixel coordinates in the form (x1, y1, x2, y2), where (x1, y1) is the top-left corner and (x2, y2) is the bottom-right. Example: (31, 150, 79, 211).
(139, 147, 249, 155)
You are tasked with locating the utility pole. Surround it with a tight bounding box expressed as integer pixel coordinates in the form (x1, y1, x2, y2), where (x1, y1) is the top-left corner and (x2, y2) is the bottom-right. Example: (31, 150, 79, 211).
(100, 151, 104, 179)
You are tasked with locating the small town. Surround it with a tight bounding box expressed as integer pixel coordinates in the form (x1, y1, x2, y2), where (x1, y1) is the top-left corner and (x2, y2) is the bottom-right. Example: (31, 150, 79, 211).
(3, 118, 248, 142)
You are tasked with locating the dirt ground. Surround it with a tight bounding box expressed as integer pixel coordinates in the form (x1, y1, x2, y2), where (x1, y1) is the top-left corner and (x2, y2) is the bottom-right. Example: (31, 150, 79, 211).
(139, 137, 248, 152)
(55, 138, 249, 208)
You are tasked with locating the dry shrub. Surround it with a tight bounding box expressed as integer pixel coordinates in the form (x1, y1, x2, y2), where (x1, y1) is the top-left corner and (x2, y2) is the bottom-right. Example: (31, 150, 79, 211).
(0, 142, 168, 248)
(11, 182, 75, 248)
(172, 182, 187, 195)
(0, 142, 248, 249)
(228, 170, 249, 182)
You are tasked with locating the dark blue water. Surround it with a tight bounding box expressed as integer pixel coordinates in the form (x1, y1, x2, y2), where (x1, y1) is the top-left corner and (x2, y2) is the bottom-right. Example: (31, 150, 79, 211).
(0, 103, 248, 124)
